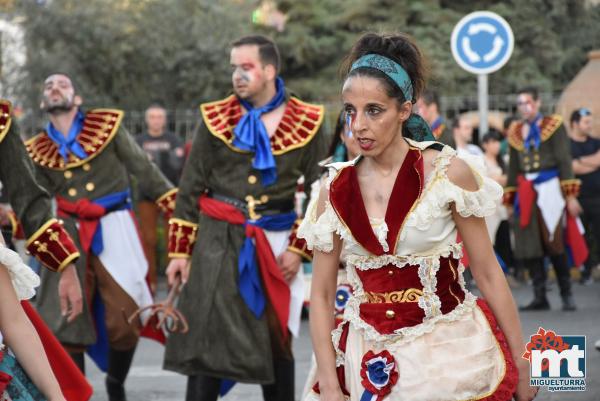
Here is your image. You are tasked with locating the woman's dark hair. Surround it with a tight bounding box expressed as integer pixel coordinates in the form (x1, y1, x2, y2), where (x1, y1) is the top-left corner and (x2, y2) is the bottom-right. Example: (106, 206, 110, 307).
(340, 32, 428, 106)
(327, 109, 346, 158)
(481, 129, 506, 173)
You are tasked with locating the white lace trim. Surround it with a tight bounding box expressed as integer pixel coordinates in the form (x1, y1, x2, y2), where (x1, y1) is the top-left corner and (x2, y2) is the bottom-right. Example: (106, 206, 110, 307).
(331, 323, 346, 367)
(344, 243, 463, 271)
(405, 145, 503, 232)
(418, 258, 441, 317)
(0, 243, 40, 300)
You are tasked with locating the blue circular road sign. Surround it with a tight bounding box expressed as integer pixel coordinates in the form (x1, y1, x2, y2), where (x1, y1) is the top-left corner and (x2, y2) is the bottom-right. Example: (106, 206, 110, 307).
(451, 11, 514, 74)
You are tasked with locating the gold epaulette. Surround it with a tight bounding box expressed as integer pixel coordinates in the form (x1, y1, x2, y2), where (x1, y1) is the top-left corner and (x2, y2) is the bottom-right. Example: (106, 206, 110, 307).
(200, 95, 324, 155)
(0, 100, 12, 144)
(540, 114, 563, 141)
(507, 114, 563, 151)
(25, 109, 123, 170)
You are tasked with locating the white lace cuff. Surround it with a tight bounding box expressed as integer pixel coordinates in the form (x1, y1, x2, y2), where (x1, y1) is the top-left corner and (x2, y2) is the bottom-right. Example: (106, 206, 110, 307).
(0, 243, 40, 300)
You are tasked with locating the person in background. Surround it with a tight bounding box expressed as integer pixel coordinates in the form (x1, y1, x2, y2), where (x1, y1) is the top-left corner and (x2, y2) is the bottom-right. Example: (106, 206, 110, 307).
(136, 103, 184, 290)
(481, 131, 517, 286)
(504, 87, 581, 312)
(415, 89, 454, 147)
(569, 107, 599, 285)
(452, 115, 483, 159)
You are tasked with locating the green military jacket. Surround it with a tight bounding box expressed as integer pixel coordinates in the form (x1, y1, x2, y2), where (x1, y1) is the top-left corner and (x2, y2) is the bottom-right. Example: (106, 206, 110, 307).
(163, 93, 327, 382)
(432, 118, 455, 148)
(504, 114, 580, 259)
(25, 108, 175, 345)
(0, 99, 79, 272)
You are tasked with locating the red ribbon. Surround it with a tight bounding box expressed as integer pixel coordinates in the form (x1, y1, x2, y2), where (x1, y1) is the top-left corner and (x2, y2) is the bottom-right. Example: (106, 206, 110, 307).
(565, 214, 589, 266)
(198, 195, 291, 340)
(517, 175, 536, 228)
(56, 196, 105, 254)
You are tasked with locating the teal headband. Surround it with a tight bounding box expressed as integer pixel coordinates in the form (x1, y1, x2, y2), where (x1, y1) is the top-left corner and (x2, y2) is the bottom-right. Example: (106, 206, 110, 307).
(350, 54, 414, 101)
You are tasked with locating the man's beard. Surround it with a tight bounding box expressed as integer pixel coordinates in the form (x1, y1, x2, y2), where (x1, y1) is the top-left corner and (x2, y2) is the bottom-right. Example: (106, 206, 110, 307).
(43, 96, 75, 114)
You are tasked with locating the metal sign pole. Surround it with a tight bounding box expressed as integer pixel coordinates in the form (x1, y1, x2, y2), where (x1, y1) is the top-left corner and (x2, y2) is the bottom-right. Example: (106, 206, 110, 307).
(478, 73, 489, 138)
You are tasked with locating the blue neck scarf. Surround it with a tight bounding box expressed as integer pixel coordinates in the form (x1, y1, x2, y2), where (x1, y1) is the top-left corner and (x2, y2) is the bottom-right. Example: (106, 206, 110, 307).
(431, 116, 443, 132)
(46, 111, 88, 162)
(524, 114, 543, 152)
(233, 77, 286, 186)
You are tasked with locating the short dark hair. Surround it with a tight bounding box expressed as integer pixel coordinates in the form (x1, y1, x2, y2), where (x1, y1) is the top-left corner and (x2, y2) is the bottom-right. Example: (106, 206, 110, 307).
(44, 72, 79, 93)
(232, 35, 281, 72)
(451, 115, 466, 130)
(517, 86, 539, 101)
(482, 130, 503, 143)
(570, 107, 592, 126)
(420, 89, 440, 107)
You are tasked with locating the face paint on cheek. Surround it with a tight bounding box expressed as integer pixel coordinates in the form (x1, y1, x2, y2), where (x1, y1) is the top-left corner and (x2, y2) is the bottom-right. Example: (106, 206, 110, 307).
(345, 113, 354, 138)
(240, 70, 252, 83)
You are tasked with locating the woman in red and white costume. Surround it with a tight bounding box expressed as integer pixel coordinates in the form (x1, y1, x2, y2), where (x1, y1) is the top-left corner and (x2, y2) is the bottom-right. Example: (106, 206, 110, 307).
(300, 32, 538, 401)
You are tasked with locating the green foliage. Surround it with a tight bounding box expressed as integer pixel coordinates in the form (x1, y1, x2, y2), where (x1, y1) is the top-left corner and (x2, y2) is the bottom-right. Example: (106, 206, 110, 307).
(17, 0, 254, 109)
(275, 0, 599, 99)
(14, 0, 600, 111)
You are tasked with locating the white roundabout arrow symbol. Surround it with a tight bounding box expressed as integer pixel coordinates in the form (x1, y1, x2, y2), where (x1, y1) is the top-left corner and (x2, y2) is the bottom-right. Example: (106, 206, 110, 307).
(468, 22, 496, 35)
(461, 37, 481, 63)
(483, 36, 505, 62)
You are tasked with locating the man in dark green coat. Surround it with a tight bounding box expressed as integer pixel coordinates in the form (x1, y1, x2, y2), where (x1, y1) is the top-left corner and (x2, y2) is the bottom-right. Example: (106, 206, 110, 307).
(24, 75, 176, 401)
(504, 87, 581, 312)
(0, 99, 82, 320)
(164, 35, 327, 401)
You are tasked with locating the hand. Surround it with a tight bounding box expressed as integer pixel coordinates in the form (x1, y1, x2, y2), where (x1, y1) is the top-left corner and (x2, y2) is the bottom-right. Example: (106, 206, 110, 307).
(277, 251, 301, 283)
(166, 258, 191, 286)
(319, 385, 346, 401)
(514, 358, 539, 401)
(58, 264, 83, 323)
(566, 197, 582, 217)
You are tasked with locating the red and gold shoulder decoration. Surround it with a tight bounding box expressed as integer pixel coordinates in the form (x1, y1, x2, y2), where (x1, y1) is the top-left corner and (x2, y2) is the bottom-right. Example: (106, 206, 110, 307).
(507, 114, 563, 151)
(200, 95, 324, 155)
(25, 109, 124, 170)
(0, 99, 12, 144)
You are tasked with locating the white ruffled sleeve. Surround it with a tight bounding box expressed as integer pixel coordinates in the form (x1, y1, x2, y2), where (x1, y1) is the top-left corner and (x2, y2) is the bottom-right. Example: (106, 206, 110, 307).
(0, 243, 40, 300)
(297, 177, 338, 253)
(436, 147, 503, 218)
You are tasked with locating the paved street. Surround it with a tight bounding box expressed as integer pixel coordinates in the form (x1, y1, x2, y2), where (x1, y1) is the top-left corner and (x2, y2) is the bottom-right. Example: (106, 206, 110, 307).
(88, 279, 600, 401)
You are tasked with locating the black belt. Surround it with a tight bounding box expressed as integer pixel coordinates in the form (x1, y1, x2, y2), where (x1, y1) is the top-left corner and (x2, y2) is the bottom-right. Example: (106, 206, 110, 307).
(207, 192, 295, 214)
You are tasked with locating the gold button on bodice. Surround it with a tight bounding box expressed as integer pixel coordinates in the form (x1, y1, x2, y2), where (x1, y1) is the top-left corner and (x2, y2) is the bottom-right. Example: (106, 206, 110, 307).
(64, 170, 73, 179)
(83, 163, 91, 171)
(86, 182, 95, 192)
(68, 188, 77, 197)
(385, 310, 395, 319)
(337, 294, 345, 301)
(388, 270, 394, 276)
(248, 175, 257, 184)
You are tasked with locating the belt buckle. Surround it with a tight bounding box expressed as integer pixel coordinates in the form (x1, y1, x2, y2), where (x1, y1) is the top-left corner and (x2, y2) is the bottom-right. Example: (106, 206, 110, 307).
(245, 194, 269, 221)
